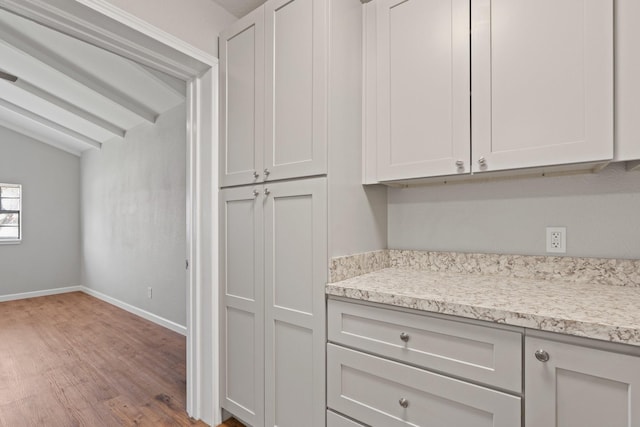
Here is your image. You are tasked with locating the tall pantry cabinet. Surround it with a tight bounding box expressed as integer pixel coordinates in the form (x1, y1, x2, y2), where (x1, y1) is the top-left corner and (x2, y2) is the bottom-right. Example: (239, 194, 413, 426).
(219, 1, 386, 426)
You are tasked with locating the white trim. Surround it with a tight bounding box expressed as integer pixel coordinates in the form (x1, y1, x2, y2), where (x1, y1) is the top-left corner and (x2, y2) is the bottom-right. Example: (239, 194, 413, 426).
(75, 0, 217, 67)
(81, 287, 187, 336)
(0, 0, 215, 80)
(0, 285, 82, 302)
(186, 74, 201, 418)
(0, 240, 21, 245)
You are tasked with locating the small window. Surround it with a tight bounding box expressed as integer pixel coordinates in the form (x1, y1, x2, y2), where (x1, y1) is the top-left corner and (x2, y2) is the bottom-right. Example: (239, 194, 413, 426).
(0, 183, 21, 242)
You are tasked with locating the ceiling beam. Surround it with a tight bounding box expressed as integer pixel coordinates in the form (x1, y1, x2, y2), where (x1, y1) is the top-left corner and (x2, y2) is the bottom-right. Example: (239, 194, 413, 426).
(0, 117, 81, 156)
(0, 98, 102, 150)
(13, 79, 126, 138)
(0, 24, 159, 124)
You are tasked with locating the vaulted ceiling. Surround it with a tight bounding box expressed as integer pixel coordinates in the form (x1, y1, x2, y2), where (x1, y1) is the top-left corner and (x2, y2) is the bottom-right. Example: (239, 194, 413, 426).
(212, 0, 266, 18)
(0, 8, 186, 156)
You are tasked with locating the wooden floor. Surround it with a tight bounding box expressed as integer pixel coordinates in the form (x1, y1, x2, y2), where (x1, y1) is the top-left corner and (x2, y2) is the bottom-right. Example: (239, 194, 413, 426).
(0, 292, 206, 426)
(216, 419, 245, 427)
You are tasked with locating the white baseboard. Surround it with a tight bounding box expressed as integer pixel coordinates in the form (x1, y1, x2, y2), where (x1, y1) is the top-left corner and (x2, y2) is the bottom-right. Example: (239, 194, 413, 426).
(80, 287, 187, 336)
(0, 285, 187, 336)
(0, 285, 83, 302)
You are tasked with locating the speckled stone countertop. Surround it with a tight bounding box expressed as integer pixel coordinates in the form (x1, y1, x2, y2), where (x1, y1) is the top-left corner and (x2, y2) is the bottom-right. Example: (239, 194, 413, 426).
(327, 251, 640, 346)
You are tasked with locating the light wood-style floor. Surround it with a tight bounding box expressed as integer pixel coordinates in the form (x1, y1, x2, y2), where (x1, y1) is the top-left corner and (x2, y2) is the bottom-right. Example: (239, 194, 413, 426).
(0, 292, 206, 426)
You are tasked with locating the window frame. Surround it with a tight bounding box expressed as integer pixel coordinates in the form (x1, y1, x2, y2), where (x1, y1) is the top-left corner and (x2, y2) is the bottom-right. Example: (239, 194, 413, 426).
(0, 183, 22, 244)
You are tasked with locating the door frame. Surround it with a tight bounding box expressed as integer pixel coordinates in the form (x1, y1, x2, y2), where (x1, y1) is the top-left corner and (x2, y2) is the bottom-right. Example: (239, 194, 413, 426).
(0, 0, 220, 424)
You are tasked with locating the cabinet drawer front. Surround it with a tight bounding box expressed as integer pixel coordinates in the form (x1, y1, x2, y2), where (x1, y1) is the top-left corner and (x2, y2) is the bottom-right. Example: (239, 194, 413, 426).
(327, 410, 366, 427)
(328, 344, 521, 427)
(328, 299, 522, 392)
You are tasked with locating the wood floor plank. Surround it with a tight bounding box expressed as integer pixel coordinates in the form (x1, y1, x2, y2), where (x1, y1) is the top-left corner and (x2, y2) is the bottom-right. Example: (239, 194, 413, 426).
(0, 292, 207, 426)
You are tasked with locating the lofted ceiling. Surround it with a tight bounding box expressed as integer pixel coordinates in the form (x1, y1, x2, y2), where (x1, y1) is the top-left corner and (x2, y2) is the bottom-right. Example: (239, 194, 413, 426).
(211, 0, 266, 18)
(0, 8, 186, 157)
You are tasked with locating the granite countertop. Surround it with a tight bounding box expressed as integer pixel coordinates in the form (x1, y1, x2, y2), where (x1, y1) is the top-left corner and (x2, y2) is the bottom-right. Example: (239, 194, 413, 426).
(327, 251, 640, 346)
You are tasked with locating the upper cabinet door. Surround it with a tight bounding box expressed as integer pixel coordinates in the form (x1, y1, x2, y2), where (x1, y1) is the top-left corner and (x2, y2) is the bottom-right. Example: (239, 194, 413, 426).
(472, 0, 613, 173)
(220, 8, 265, 187)
(614, 0, 640, 162)
(376, 0, 471, 181)
(264, 0, 327, 182)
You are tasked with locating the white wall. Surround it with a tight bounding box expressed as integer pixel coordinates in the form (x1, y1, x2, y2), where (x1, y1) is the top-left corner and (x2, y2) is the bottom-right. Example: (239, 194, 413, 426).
(328, 0, 387, 257)
(388, 164, 640, 259)
(104, 0, 237, 57)
(0, 127, 81, 296)
(81, 104, 187, 326)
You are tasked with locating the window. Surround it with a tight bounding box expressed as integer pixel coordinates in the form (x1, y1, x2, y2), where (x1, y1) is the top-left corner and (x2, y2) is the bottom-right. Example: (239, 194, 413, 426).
(0, 184, 21, 242)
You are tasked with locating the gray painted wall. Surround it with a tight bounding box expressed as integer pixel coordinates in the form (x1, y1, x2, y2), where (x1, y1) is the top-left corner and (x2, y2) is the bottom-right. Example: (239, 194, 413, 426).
(328, 0, 387, 258)
(81, 104, 187, 326)
(0, 127, 81, 295)
(388, 163, 640, 259)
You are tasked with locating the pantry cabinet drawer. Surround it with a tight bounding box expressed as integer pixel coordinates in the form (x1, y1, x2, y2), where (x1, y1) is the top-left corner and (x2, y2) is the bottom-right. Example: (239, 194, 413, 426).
(328, 299, 522, 392)
(327, 410, 366, 427)
(327, 344, 521, 427)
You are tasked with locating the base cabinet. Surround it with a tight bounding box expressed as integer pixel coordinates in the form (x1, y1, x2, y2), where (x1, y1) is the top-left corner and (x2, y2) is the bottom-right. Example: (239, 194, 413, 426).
(525, 336, 640, 427)
(328, 344, 521, 427)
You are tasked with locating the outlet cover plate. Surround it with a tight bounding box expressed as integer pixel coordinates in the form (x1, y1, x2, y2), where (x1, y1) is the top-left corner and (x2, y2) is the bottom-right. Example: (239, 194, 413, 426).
(546, 227, 566, 254)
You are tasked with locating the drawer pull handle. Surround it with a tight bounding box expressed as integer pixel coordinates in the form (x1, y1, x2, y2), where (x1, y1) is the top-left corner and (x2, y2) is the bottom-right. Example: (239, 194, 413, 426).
(399, 398, 409, 408)
(399, 332, 410, 342)
(535, 349, 550, 362)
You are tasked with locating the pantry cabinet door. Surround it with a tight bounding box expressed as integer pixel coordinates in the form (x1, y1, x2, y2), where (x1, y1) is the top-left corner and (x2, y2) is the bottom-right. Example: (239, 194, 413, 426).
(472, 0, 613, 173)
(263, 178, 327, 427)
(376, 0, 471, 181)
(220, 8, 265, 187)
(264, 0, 327, 182)
(525, 337, 640, 427)
(220, 186, 264, 427)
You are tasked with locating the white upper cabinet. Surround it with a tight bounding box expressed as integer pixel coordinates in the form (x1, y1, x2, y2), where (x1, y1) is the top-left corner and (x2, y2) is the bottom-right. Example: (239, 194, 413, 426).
(264, 0, 327, 182)
(472, 0, 613, 173)
(220, 0, 327, 188)
(365, 0, 614, 182)
(375, 0, 471, 181)
(220, 8, 265, 187)
(615, 0, 640, 163)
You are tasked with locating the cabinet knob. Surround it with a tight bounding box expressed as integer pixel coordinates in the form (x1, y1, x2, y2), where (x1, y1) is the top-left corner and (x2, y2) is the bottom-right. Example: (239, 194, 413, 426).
(264, 188, 271, 196)
(399, 398, 409, 408)
(253, 171, 260, 179)
(264, 168, 271, 177)
(252, 189, 260, 198)
(455, 160, 464, 167)
(478, 157, 487, 166)
(534, 349, 550, 362)
(400, 332, 410, 342)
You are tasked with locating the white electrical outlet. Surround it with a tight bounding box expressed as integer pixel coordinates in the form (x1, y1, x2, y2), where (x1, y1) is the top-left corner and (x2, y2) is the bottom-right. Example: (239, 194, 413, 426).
(546, 227, 566, 253)
(148, 287, 153, 299)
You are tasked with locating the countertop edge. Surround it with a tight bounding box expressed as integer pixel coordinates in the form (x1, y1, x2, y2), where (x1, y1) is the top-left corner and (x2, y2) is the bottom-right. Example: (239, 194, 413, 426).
(326, 284, 640, 347)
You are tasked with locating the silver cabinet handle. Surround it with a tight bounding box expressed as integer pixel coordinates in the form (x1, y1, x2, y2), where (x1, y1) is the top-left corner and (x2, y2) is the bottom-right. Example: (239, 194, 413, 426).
(534, 349, 550, 362)
(399, 398, 409, 408)
(264, 168, 270, 177)
(400, 332, 410, 342)
(455, 160, 464, 167)
(253, 171, 260, 179)
(264, 188, 270, 196)
(253, 189, 260, 198)
(478, 157, 487, 166)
